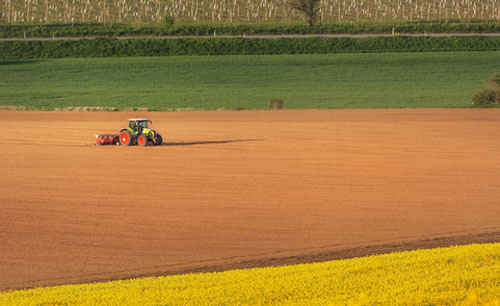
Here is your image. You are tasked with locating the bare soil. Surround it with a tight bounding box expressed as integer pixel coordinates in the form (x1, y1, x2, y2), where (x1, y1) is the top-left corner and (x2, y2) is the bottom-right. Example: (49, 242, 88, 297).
(1, 109, 500, 291)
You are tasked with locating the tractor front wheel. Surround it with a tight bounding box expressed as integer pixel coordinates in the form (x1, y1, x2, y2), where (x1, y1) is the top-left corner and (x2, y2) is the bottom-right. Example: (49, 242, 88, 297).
(119, 130, 133, 146)
(138, 133, 148, 147)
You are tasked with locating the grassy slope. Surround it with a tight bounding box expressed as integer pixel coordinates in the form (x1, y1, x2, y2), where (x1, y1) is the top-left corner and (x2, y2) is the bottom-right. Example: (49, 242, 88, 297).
(1, 52, 500, 110)
(1, 243, 499, 305)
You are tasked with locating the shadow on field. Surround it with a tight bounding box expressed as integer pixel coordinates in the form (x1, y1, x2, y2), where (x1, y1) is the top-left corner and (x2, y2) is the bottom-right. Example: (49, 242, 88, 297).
(0, 60, 40, 66)
(163, 139, 260, 146)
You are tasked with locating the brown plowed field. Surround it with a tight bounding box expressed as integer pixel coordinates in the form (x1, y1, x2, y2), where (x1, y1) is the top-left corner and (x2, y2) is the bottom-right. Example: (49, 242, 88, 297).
(1, 109, 500, 291)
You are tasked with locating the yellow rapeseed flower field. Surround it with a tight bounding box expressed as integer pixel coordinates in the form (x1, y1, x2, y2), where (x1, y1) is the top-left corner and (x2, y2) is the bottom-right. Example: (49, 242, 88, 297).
(1, 243, 499, 306)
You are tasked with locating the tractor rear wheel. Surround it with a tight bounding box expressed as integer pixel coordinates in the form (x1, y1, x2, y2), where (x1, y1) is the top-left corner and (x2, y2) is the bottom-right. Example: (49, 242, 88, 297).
(119, 130, 133, 146)
(154, 134, 163, 146)
(138, 133, 148, 147)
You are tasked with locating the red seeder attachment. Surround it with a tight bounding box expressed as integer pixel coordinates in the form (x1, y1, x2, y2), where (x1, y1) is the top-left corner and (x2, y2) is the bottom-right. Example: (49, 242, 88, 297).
(95, 134, 120, 146)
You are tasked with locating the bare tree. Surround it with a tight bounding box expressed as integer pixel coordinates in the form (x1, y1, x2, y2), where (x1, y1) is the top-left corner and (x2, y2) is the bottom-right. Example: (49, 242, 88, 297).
(289, 0, 321, 26)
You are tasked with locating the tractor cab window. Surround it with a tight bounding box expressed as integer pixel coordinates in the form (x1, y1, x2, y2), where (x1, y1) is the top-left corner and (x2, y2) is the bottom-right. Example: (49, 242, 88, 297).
(129, 121, 137, 130)
(138, 121, 148, 129)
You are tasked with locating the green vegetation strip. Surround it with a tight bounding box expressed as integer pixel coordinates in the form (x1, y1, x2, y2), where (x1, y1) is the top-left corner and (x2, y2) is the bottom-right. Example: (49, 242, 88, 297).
(1, 52, 500, 110)
(1, 243, 499, 305)
(2, 22, 500, 38)
(3, 36, 500, 59)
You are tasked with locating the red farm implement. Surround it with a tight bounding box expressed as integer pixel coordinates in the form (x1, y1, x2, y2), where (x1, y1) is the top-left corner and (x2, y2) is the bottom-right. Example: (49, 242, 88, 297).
(95, 134, 120, 146)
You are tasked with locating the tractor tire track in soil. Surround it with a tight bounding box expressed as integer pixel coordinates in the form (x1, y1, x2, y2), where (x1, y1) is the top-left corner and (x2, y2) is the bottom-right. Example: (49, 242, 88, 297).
(1, 109, 500, 291)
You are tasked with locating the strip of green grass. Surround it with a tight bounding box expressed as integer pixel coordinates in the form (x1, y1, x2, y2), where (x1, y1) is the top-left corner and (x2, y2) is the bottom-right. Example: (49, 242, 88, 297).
(1, 52, 500, 110)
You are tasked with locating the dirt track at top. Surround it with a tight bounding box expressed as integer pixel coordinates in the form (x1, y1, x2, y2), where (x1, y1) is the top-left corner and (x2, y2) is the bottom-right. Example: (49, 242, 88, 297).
(1, 109, 500, 291)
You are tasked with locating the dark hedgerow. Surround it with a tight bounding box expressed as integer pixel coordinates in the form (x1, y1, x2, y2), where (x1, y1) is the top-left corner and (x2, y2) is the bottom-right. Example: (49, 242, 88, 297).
(2, 22, 500, 38)
(2, 36, 500, 59)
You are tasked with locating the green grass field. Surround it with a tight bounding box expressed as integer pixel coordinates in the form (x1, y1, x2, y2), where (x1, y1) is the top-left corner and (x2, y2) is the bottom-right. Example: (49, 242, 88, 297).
(1, 51, 500, 110)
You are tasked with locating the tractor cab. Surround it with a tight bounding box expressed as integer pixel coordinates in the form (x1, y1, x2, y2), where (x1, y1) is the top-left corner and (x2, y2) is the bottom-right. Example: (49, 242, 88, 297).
(128, 119, 152, 134)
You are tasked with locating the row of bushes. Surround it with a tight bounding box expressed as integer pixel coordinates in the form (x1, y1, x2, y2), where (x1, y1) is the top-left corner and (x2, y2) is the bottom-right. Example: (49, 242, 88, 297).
(2, 21, 500, 38)
(470, 73, 500, 107)
(2, 36, 500, 59)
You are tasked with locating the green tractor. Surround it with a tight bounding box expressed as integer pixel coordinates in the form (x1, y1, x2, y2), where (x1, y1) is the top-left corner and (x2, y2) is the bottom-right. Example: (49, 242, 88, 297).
(119, 118, 163, 146)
